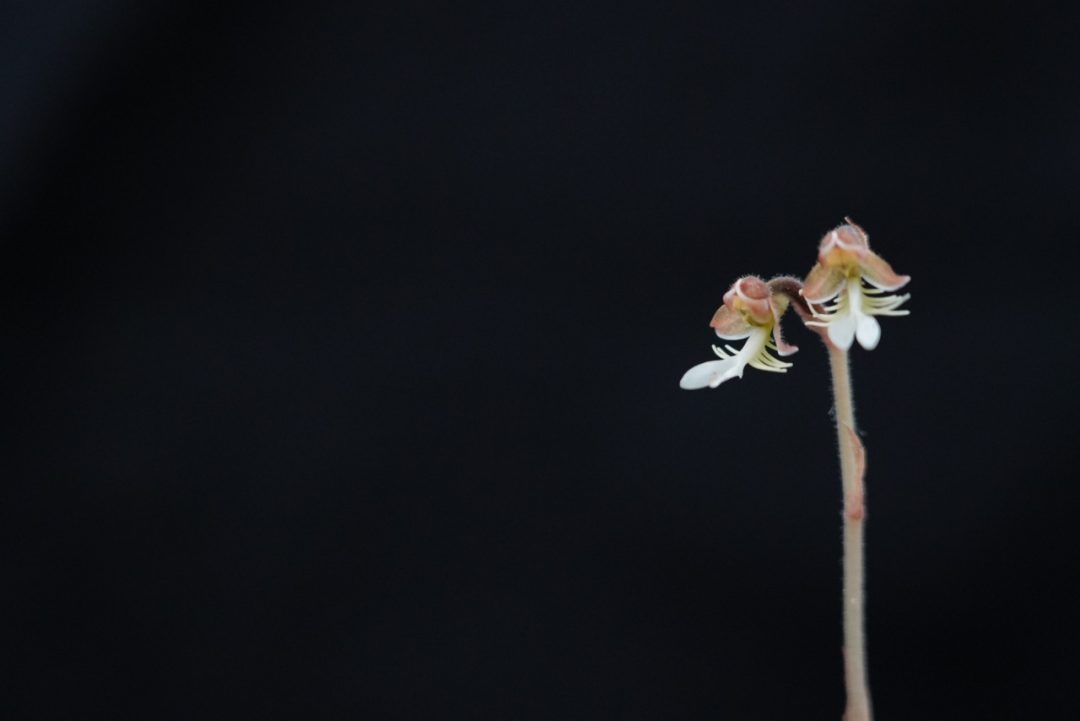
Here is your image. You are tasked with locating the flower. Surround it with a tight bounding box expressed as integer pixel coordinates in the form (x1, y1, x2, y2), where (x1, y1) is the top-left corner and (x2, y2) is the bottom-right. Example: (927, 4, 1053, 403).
(680, 276, 798, 390)
(801, 219, 910, 351)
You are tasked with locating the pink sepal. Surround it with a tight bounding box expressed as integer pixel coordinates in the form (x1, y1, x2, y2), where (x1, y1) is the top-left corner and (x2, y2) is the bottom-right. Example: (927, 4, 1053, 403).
(858, 251, 910, 291)
(801, 264, 844, 303)
(709, 305, 752, 339)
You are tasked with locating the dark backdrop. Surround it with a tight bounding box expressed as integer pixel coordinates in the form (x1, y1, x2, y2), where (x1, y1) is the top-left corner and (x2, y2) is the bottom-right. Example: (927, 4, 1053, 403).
(4, 2, 1078, 719)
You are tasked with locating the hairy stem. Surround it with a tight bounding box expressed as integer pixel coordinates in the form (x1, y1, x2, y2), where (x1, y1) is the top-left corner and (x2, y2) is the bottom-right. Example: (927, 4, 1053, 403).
(828, 345, 872, 721)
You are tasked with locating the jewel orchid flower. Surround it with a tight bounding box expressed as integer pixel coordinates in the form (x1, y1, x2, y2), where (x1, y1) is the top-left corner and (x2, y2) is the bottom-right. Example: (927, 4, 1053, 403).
(679, 276, 800, 390)
(801, 219, 910, 351)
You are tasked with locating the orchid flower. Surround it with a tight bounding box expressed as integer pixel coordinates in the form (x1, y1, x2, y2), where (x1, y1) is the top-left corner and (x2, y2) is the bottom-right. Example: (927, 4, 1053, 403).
(801, 219, 910, 351)
(679, 276, 799, 390)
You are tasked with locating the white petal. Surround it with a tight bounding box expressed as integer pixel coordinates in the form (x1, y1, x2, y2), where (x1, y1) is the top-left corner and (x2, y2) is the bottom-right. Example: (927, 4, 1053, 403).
(827, 312, 856, 351)
(855, 314, 881, 350)
(679, 358, 740, 390)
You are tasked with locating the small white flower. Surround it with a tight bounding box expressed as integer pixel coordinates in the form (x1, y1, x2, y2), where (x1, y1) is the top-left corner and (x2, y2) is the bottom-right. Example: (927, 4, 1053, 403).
(801, 220, 910, 351)
(680, 276, 797, 390)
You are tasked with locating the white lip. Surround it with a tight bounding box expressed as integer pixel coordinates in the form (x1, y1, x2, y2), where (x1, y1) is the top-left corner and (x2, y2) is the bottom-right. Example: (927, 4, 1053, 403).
(679, 327, 790, 390)
(809, 278, 904, 351)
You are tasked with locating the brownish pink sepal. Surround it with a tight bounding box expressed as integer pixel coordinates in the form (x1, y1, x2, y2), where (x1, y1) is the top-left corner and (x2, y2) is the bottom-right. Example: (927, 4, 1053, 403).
(709, 304, 752, 339)
(818, 222, 869, 261)
(724, 276, 774, 326)
(842, 216, 870, 240)
(801, 263, 845, 303)
(770, 305, 799, 356)
(858, 250, 910, 291)
(844, 424, 866, 522)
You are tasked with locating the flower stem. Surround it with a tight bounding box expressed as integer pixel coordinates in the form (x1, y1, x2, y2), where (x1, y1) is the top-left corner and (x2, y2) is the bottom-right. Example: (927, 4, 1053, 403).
(828, 345, 872, 721)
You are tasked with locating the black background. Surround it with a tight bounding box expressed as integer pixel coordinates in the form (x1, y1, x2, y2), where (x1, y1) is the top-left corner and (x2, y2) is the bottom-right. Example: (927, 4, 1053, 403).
(4, 2, 1078, 719)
